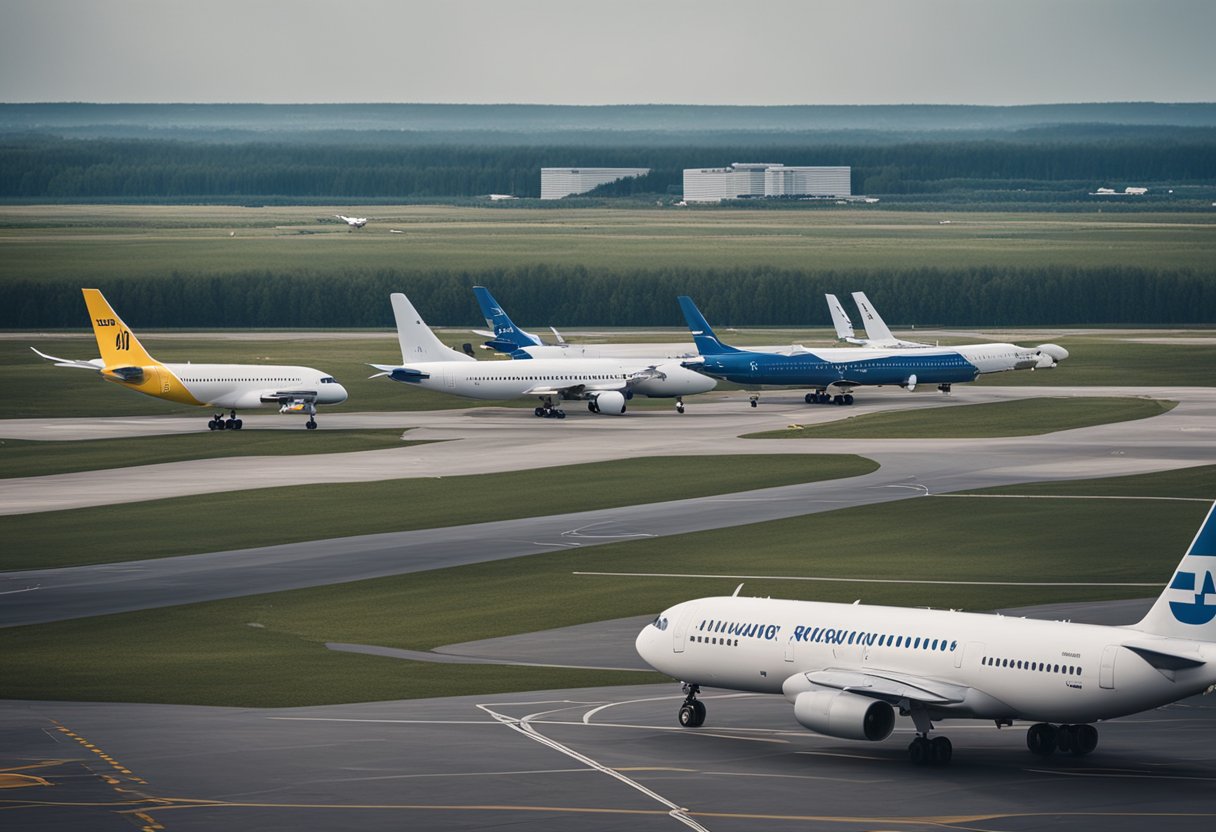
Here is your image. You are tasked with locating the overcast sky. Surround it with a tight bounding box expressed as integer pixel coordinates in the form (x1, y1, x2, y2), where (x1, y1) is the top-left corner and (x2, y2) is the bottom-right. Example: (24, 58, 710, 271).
(2, 0, 1213, 105)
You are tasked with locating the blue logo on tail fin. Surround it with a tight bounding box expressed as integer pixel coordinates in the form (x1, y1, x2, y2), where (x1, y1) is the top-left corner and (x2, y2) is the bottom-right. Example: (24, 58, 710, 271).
(1168, 569, 1216, 625)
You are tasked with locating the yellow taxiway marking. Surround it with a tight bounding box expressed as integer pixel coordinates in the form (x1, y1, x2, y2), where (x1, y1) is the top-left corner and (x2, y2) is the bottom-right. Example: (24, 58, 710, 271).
(0, 773, 52, 789)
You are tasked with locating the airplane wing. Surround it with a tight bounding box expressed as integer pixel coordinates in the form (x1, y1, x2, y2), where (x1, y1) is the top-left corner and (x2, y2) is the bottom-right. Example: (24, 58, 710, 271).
(802, 668, 970, 706)
(30, 347, 104, 371)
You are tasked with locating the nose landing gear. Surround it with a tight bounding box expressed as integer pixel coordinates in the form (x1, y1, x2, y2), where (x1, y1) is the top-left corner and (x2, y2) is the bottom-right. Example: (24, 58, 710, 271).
(675, 397, 685, 414)
(677, 683, 706, 728)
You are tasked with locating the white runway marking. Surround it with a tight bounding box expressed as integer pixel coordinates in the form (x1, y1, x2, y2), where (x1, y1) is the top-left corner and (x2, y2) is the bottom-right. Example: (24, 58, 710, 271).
(573, 571, 1161, 587)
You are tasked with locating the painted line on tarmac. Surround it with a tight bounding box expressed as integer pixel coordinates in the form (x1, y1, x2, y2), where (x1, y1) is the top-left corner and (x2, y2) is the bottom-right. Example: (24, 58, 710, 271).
(573, 571, 1160, 587)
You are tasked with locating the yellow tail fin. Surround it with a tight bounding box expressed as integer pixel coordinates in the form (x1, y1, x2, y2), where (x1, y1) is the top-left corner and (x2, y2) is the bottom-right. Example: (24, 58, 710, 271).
(82, 288, 157, 367)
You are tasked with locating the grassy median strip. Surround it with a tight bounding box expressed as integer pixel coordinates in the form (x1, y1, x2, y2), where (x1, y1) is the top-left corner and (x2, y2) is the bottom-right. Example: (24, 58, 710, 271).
(1, 465, 1210, 707)
(0, 429, 429, 479)
(745, 397, 1175, 439)
(0, 453, 878, 570)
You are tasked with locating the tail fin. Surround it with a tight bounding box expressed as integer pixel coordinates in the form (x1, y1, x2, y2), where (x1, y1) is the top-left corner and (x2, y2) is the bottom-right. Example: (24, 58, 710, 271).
(1134, 502, 1216, 641)
(826, 294, 856, 342)
(81, 288, 158, 367)
(472, 286, 542, 352)
(390, 293, 475, 364)
(850, 291, 896, 344)
(678, 296, 742, 356)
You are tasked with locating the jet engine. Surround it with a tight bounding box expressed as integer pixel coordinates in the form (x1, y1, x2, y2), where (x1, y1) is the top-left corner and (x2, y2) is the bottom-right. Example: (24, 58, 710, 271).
(792, 689, 895, 742)
(592, 391, 627, 415)
(1035, 344, 1070, 368)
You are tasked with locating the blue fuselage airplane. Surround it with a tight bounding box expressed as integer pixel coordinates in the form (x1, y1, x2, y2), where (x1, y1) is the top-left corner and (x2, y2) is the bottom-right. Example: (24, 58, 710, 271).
(678, 296, 1067, 405)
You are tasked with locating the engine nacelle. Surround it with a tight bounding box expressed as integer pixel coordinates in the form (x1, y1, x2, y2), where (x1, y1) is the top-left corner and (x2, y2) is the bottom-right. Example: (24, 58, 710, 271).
(793, 690, 894, 742)
(592, 391, 627, 415)
(1035, 343, 1069, 368)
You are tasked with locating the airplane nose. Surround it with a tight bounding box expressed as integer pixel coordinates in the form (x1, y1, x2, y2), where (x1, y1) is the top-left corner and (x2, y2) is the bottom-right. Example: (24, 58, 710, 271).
(333, 384, 349, 404)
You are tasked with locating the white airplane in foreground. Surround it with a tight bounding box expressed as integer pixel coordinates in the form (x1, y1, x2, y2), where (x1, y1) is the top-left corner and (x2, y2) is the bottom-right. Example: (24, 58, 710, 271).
(370, 293, 715, 416)
(33, 289, 348, 429)
(637, 502, 1216, 765)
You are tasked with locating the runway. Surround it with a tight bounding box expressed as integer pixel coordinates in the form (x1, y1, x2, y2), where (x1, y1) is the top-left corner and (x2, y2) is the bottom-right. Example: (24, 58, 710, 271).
(2, 386, 1215, 830)
(3, 387, 1214, 628)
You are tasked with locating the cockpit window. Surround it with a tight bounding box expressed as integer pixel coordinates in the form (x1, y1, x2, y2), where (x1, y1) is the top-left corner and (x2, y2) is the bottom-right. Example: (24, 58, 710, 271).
(320, 377, 337, 384)
(651, 615, 668, 631)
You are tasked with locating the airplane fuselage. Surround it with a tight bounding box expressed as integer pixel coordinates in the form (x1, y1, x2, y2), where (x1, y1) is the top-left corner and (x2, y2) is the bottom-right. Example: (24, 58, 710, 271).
(387, 356, 715, 400)
(103, 362, 348, 409)
(637, 595, 1216, 725)
(694, 343, 1040, 388)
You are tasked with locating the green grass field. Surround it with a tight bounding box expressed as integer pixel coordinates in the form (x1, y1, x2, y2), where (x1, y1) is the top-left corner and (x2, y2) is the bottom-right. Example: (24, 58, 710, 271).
(745, 397, 1176, 439)
(0, 454, 878, 570)
(1, 465, 1211, 707)
(3, 206, 1214, 281)
(0, 429, 428, 479)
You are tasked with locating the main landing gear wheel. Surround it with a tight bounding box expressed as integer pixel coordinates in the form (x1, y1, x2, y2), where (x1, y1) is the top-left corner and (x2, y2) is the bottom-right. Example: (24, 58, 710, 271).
(908, 735, 952, 765)
(677, 684, 706, 728)
(1026, 722, 1097, 756)
(306, 419, 317, 430)
(749, 395, 759, 408)
(675, 397, 685, 414)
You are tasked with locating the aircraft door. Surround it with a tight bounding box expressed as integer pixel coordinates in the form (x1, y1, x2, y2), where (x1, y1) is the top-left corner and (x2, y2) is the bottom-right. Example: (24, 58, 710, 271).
(1100, 645, 1118, 690)
(784, 634, 795, 663)
(442, 367, 456, 389)
(672, 608, 694, 653)
(960, 641, 985, 670)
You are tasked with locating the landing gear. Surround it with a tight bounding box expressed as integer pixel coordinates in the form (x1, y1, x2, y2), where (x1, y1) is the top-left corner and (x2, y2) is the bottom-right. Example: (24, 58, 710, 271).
(208, 410, 243, 430)
(804, 391, 852, 405)
(1027, 722, 1097, 756)
(533, 398, 565, 419)
(906, 734, 952, 765)
(675, 397, 685, 414)
(677, 683, 706, 728)
(306, 418, 317, 430)
(749, 395, 759, 408)
(938, 383, 952, 394)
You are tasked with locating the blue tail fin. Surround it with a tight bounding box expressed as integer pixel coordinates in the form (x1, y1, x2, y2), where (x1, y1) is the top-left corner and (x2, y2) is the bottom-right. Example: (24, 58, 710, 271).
(472, 286, 543, 353)
(678, 296, 742, 356)
(1135, 501, 1216, 641)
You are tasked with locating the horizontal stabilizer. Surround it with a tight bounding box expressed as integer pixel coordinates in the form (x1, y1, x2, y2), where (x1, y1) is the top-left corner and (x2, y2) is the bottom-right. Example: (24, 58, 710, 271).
(103, 365, 145, 383)
(1123, 643, 1206, 671)
(30, 347, 104, 371)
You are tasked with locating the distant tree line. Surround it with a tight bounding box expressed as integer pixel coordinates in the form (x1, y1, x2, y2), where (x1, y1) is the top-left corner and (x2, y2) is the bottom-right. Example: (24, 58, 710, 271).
(1, 136, 1213, 200)
(5, 265, 1212, 329)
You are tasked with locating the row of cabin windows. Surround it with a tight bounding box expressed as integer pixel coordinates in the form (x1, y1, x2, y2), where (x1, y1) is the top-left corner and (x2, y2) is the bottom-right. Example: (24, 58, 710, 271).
(469, 374, 627, 382)
(836, 632, 958, 652)
(185, 377, 304, 383)
(983, 656, 1082, 676)
(691, 635, 738, 647)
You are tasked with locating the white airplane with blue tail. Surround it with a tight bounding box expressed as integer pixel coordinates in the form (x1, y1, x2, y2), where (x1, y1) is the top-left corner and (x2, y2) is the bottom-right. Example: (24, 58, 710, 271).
(637, 502, 1216, 765)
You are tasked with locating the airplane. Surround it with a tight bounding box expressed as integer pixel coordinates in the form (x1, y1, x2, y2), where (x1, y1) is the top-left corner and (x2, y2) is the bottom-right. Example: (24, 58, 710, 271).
(369, 292, 715, 416)
(471, 286, 696, 362)
(636, 502, 1216, 765)
(471, 285, 562, 355)
(33, 288, 348, 430)
(336, 214, 369, 230)
(827, 291, 932, 349)
(678, 295, 1068, 407)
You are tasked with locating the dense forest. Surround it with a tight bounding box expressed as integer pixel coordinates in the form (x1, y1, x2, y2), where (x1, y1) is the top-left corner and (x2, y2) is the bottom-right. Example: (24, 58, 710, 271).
(2, 134, 1214, 200)
(4, 266, 1212, 329)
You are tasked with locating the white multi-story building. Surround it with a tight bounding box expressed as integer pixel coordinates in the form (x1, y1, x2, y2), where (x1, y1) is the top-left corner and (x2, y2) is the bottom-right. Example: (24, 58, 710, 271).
(540, 167, 651, 200)
(683, 162, 852, 202)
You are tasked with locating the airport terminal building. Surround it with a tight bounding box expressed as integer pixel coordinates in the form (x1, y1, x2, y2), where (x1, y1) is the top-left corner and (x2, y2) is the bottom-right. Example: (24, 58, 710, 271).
(684, 163, 852, 202)
(540, 167, 651, 200)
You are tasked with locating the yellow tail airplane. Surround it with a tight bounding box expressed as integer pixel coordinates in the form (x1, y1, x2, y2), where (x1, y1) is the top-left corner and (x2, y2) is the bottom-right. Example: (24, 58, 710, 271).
(33, 288, 348, 430)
